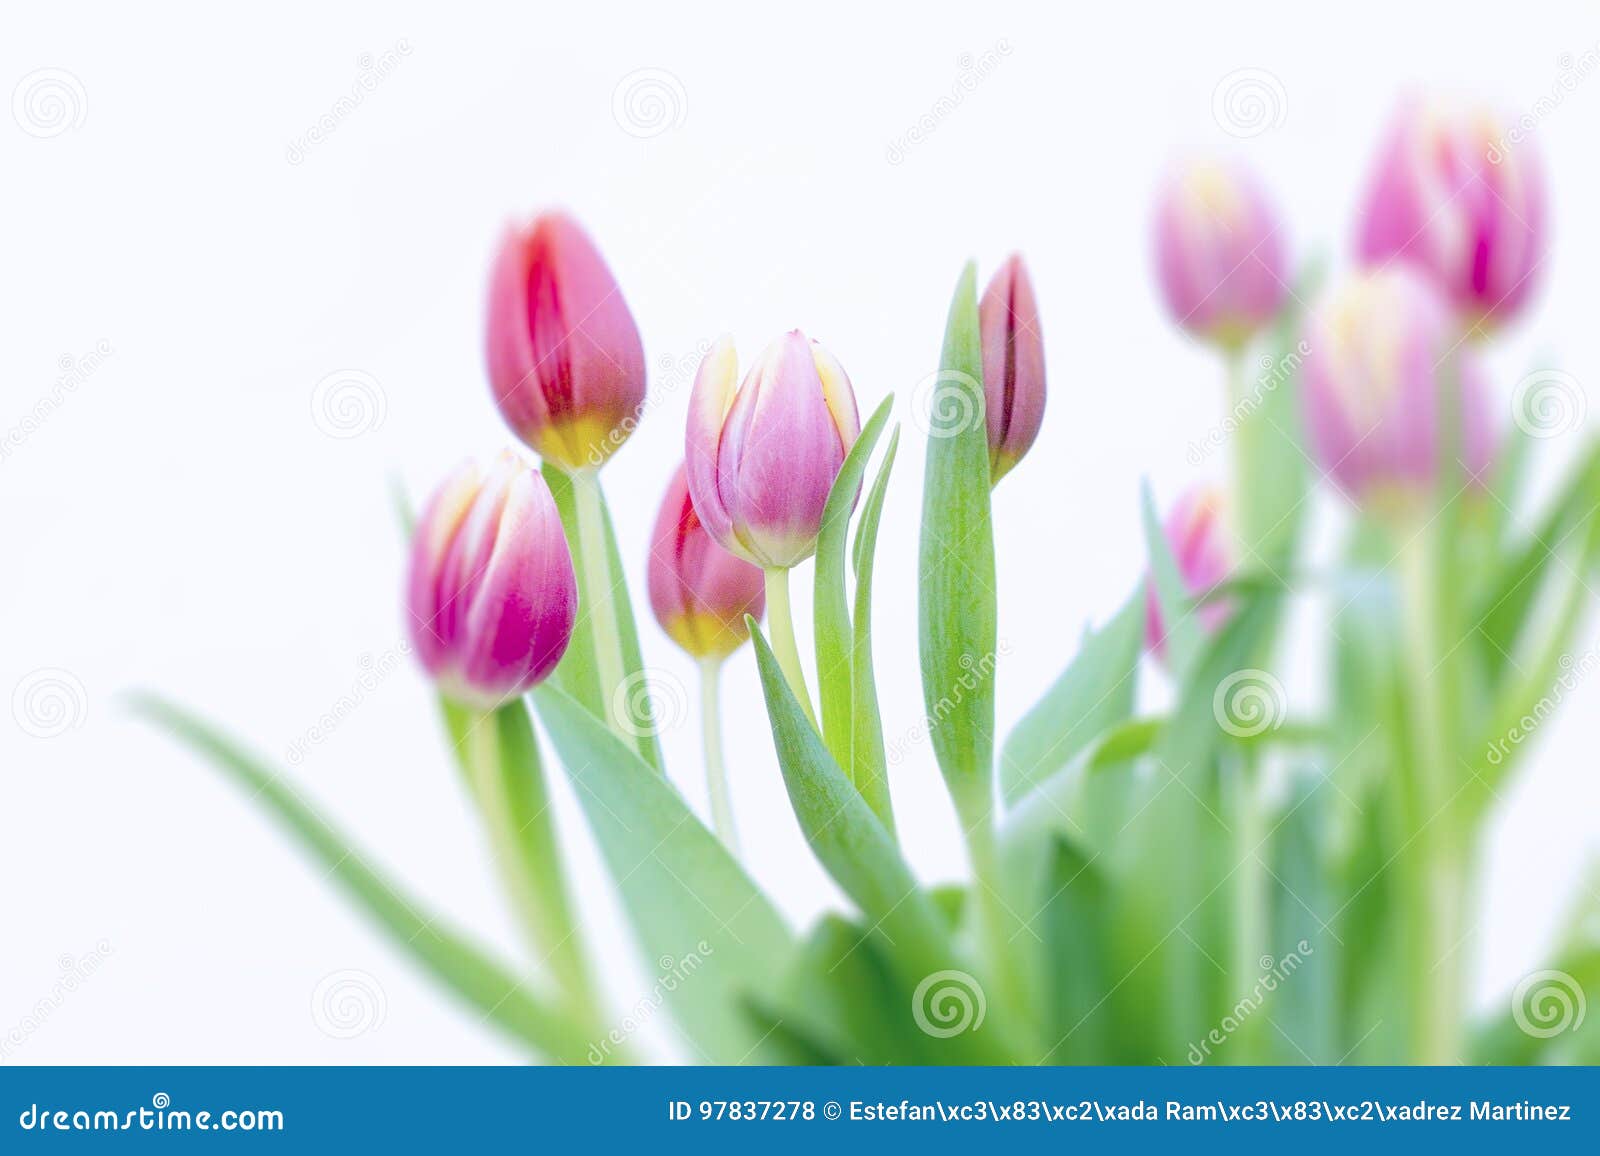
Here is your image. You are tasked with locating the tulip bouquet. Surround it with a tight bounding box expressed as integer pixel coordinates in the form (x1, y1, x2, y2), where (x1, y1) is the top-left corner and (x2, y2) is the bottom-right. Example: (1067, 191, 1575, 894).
(139, 97, 1600, 1066)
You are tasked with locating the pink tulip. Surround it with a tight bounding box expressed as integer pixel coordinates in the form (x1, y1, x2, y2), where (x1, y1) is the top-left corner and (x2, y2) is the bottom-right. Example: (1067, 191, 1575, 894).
(406, 452, 577, 706)
(648, 464, 766, 660)
(1154, 159, 1289, 349)
(1146, 486, 1234, 655)
(1357, 98, 1547, 331)
(1302, 268, 1496, 505)
(979, 254, 1047, 484)
(685, 331, 861, 569)
(485, 211, 647, 471)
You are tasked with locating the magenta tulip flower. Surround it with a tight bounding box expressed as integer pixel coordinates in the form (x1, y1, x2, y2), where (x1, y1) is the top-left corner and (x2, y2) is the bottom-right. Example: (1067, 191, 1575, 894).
(485, 211, 647, 472)
(979, 254, 1046, 485)
(1146, 486, 1234, 656)
(648, 465, 766, 661)
(1154, 159, 1289, 350)
(1357, 99, 1547, 332)
(685, 331, 861, 570)
(406, 452, 577, 707)
(1302, 269, 1497, 506)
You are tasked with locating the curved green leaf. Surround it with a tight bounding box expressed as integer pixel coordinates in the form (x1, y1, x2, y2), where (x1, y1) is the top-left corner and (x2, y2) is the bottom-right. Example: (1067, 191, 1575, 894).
(814, 394, 896, 775)
(850, 426, 901, 833)
(129, 695, 591, 1062)
(750, 623, 1015, 1063)
(917, 262, 998, 827)
(1000, 588, 1144, 805)
(531, 682, 791, 1062)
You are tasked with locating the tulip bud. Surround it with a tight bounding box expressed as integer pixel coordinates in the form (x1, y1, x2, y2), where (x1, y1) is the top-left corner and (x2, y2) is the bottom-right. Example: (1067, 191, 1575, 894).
(648, 464, 766, 660)
(1301, 268, 1496, 507)
(485, 211, 647, 471)
(1146, 486, 1234, 656)
(406, 452, 577, 706)
(1154, 159, 1289, 349)
(1357, 98, 1546, 331)
(685, 330, 861, 569)
(979, 254, 1046, 484)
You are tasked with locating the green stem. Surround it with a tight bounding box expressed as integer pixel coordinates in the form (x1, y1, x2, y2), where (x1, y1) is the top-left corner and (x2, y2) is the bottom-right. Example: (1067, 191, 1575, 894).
(960, 810, 1033, 1060)
(1226, 751, 1266, 1063)
(1398, 532, 1464, 1065)
(458, 707, 596, 1018)
(570, 468, 630, 743)
(763, 566, 818, 728)
(699, 657, 739, 854)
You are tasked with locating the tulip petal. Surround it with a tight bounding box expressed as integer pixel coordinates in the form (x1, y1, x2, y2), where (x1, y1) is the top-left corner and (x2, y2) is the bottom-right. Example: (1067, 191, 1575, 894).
(685, 335, 742, 554)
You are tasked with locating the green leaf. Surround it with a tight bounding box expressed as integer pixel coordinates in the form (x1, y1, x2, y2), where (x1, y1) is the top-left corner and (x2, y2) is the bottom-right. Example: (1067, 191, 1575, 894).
(1118, 586, 1288, 1060)
(917, 262, 999, 827)
(1038, 837, 1115, 1064)
(531, 683, 792, 1061)
(813, 394, 895, 776)
(1000, 716, 1162, 859)
(1265, 776, 1338, 1064)
(542, 463, 662, 771)
(749, 623, 1014, 1063)
(1142, 479, 1203, 676)
(1472, 439, 1600, 686)
(440, 698, 593, 1009)
(129, 695, 592, 1062)
(849, 426, 901, 834)
(742, 915, 942, 1065)
(999, 588, 1144, 805)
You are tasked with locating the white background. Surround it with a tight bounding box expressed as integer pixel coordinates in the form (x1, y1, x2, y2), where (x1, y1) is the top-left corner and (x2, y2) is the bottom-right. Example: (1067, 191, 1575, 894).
(4, 0, 1598, 1063)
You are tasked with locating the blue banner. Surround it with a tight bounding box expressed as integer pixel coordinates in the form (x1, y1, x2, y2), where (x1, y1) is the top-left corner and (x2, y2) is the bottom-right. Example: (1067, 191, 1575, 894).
(3, 1066, 1597, 1151)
